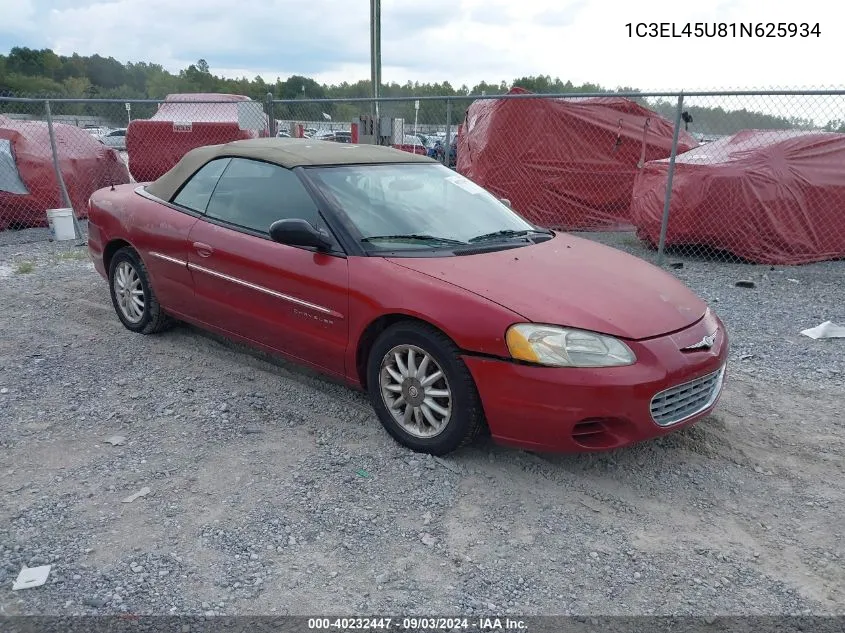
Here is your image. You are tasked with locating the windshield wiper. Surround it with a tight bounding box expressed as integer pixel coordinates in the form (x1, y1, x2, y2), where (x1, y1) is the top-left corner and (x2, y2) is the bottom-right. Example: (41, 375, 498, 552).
(468, 228, 552, 243)
(361, 234, 468, 245)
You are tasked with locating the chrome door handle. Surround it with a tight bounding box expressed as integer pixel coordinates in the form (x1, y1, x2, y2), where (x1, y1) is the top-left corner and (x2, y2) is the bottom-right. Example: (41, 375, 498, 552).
(193, 241, 213, 257)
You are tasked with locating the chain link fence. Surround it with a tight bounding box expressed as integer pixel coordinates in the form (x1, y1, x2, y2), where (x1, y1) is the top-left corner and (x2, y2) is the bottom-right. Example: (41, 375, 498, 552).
(3, 91, 845, 269)
(270, 97, 456, 167)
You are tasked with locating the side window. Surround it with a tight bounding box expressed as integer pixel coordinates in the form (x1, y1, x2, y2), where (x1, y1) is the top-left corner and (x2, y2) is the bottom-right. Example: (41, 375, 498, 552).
(205, 158, 323, 235)
(172, 158, 231, 213)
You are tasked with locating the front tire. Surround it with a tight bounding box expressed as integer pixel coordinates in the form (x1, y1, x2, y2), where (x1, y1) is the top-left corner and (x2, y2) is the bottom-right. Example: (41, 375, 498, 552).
(366, 322, 485, 455)
(108, 247, 173, 334)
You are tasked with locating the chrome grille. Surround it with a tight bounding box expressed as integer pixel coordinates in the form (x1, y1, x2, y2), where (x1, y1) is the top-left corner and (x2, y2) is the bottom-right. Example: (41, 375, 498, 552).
(650, 365, 725, 427)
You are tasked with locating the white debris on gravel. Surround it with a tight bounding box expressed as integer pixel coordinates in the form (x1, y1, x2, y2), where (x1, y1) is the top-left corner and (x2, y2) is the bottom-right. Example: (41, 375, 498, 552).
(800, 321, 845, 340)
(0, 235, 842, 617)
(121, 487, 151, 504)
(12, 565, 52, 590)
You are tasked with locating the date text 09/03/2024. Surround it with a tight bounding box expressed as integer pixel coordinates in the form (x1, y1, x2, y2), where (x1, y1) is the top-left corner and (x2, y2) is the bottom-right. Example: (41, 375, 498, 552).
(625, 22, 821, 38)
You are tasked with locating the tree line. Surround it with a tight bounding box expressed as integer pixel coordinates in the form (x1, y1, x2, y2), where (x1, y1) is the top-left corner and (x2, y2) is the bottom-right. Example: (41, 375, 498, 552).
(1, 46, 842, 133)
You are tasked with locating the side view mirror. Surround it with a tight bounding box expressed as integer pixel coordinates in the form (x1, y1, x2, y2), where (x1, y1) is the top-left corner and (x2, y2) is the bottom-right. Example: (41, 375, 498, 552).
(269, 218, 333, 251)
(499, 198, 511, 208)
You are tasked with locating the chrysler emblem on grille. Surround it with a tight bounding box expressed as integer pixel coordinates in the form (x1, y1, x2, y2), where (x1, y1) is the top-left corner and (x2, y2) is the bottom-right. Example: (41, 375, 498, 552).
(682, 331, 717, 351)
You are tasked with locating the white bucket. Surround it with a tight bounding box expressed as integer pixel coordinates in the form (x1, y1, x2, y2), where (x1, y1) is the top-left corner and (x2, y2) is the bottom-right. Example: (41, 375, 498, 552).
(46, 208, 76, 241)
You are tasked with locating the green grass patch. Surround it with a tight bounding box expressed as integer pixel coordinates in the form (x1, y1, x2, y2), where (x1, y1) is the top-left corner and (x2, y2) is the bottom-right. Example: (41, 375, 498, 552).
(56, 249, 90, 262)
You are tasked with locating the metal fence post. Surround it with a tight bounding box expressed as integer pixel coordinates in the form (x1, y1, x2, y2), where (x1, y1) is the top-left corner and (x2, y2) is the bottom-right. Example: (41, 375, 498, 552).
(656, 92, 684, 266)
(44, 99, 84, 242)
(444, 99, 452, 167)
(370, 0, 381, 118)
(265, 91, 275, 137)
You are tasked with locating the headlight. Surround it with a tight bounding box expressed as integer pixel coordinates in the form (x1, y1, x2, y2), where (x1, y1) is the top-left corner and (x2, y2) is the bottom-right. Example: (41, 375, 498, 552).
(505, 323, 636, 367)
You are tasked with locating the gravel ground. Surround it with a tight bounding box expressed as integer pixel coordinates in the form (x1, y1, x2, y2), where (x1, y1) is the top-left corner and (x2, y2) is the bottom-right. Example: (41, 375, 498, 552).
(0, 234, 843, 618)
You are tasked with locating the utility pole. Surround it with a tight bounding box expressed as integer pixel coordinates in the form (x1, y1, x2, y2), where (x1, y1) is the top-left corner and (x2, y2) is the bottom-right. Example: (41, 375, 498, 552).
(370, 0, 381, 118)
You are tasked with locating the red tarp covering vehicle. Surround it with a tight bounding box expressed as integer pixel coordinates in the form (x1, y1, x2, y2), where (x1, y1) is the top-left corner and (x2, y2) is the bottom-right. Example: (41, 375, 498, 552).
(456, 87, 698, 230)
(125, 93, 265, 182)
(0, 115, 130, 230)
(631, 129, 845, 265)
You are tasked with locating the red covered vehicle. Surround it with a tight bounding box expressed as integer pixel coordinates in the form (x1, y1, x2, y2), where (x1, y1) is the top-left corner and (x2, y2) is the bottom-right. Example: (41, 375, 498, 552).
(125, 93, 266, 182)
(631, 129, 845, 265)
(457, 88, 698, 230)
(1, 116, 129, 230)
(88, 138, 728, 455)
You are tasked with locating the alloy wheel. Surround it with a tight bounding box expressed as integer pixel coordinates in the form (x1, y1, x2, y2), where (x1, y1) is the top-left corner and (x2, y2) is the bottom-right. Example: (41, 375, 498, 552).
(379, 344, 453, 438)
(113, 260, 145, 323)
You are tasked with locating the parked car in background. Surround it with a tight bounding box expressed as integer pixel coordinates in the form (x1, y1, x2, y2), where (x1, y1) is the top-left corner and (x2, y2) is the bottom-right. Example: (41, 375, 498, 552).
(98, 128, 127, 151)
(427, 139, 444, 161)
(87, 138, 728, 456)
(323, 131, 353, 143)
(408, 132, 430, 148)
(393, 134, 427, 155)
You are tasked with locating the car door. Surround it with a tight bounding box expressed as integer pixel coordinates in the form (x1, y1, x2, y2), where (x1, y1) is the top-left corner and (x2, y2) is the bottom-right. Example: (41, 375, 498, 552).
(139, 157, 231, 316)
(185, 157, 350, 378)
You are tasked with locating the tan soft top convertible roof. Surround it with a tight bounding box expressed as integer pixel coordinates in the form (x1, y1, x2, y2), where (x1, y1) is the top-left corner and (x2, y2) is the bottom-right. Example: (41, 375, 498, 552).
(145, 137, 436, 201)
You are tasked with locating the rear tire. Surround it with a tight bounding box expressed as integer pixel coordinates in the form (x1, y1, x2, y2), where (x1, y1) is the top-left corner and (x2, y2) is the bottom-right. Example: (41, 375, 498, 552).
(366, 322, 485, 455)
(108, 247, 173, 334)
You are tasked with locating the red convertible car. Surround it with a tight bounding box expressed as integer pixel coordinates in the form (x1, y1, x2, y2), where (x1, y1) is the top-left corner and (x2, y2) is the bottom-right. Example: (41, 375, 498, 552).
(88, 138, 728, 455)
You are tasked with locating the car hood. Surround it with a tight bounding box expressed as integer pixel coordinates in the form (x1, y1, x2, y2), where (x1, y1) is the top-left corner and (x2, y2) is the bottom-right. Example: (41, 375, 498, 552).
(387, 234, 707, 340)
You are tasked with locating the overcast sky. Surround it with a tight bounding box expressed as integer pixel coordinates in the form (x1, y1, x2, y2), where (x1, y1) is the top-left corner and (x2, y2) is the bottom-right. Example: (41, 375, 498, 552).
(2, 0, 841, 92)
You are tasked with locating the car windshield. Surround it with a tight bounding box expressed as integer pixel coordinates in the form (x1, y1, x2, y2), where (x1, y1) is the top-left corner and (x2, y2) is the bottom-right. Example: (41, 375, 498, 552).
(305, 163, 539, 251)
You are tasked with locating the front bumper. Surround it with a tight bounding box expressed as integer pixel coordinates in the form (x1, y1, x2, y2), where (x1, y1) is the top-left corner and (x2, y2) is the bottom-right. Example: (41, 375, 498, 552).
(463, 313, 729, 452)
